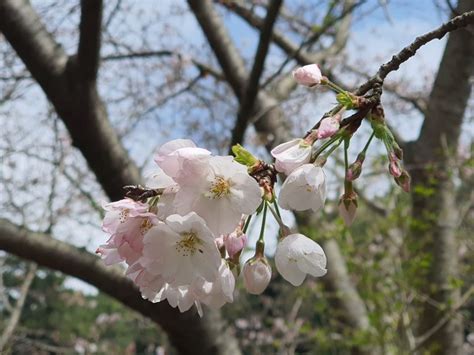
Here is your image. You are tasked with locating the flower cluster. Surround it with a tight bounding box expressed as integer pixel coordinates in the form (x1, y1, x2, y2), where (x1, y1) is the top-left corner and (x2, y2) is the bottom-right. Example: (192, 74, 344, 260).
(97, 139, 327, 316)
(98, 63, 408, 316)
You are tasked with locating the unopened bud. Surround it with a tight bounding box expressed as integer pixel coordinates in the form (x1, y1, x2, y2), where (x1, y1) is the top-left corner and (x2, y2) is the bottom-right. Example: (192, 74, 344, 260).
(224, 230, 247, 259)
(292, 64, 322, 87)
(243, 256, 272, 295)
(388, 152, 402, 178)
(232, 144, 258, 167)
(317, 114, 341, 139)
(393, 144, 404, 160)
(395, 170, 411, 193)
(338, 191, 358, 226)
(346, 152, 365, 181)
(336, 92, 359, 109)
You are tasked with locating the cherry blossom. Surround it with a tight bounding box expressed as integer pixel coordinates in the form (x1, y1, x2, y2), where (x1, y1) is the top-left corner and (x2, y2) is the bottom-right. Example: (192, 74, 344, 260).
(224, 229, 248, 258)
(140, 212, 221, 286)
(279, 164, 326, 212)
(275, 233, 327, 286)
(193, 260, 235, 309)
(242, 256, 272, 295)
(317, 113, 341, 139)
(97, 199, 157, 265)
(154, 139, 211, 184)
(292, 64, 322, 87)
(174, 156, 262, 236)
(271, 138, 312, 175)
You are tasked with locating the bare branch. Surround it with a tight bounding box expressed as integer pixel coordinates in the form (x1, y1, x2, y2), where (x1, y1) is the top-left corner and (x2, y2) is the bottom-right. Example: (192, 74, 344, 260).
(0, 219, 241, 355)
(356, 9, 474, 95)
(229, 0, 283, 149)
(0, 0, 141, 200)
(77, 0, 103, 80)
(187, 0, 292, 149)
(0, 263, 37, 351)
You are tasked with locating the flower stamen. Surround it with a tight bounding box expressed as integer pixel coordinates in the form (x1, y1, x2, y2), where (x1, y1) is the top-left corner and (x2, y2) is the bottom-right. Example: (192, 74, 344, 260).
(208, 176, 232, 199)
(176, 232, 202, 256)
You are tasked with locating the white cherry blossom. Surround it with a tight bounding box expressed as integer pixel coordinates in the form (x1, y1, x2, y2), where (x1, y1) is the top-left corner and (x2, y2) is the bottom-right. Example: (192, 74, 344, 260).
(140, 212, 221, 286)
(275, 233, 327, 286)
(154, 139, 211, 184)
(175, 156, 262, 236)
(193, 260, 235, 309)
(271, 138, 312, 175)
(278, 164, 326, 212)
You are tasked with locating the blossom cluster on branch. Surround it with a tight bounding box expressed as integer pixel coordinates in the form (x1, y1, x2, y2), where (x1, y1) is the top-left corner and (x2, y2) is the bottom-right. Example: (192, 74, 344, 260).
(97, 64, 408, 316)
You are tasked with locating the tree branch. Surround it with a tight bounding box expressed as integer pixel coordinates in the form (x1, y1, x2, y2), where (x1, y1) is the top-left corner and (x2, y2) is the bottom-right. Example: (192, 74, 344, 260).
(187, 0, 292, 149)
(0, 0, 141, 200)
(356, 9, 474, 96)
(229, 0, 283, 149)
(0, 263, 37, 351)
(77, 0, 103, 80)
(0, 219, 240, 355)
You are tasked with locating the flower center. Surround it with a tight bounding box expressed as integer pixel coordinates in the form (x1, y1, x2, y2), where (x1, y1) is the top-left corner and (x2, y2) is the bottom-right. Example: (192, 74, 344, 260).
(139, 218, 153, 235)
(176, 232, 203, 257)
(208, 176, 232, 199)
(119, 209, 130, 223)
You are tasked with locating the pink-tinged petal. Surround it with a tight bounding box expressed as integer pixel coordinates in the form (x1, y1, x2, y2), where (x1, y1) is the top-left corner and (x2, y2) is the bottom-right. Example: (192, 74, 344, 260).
(243, 257, 272, 294)
(292, 64, 322, 86)
(271, 139, 312, 175)
(316, 114, 341, 139)
(224, 231, 247, 258)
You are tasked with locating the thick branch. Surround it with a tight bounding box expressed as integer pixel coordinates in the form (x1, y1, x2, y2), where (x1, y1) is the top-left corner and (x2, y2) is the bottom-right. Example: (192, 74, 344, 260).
(229, 0, 283, 149)
(0, 219, 240, 355)
(187, 0, 292, 148)
(218, 0, 314, 64)
(0, 0, 140, 200)
(78, 0, 103, 80)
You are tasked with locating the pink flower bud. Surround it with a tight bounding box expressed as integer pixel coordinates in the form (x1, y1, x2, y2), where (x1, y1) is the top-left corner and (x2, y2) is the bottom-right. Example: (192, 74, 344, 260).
(292, 64, 322, 87)
(338, 192, 358, 226)
(395, 170, 411, 193)
(317, 114, 341, 139)
(224, 231, 247, 258)
(243, 256, 272, 295)
(388, 152, 402, 178)
(346, 153, 365, 181)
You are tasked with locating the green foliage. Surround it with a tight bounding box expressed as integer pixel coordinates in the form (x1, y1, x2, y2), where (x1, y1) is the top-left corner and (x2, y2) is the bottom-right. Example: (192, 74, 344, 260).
(1, 257, 165, 354)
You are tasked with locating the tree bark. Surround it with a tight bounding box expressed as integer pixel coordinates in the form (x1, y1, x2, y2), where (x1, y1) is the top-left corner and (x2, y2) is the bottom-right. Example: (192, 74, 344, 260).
(0, 219, 241, 355)
(0, 1, 240, 353)
(405, 0, 474, 353)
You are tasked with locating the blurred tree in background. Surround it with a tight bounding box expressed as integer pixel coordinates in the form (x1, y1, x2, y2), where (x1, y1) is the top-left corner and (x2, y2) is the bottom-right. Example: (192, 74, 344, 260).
(0, 0, 473, 354)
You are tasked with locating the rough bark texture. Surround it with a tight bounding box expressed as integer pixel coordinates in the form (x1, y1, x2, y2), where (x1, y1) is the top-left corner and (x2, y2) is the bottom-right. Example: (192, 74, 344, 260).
(405, 0, 474, 353)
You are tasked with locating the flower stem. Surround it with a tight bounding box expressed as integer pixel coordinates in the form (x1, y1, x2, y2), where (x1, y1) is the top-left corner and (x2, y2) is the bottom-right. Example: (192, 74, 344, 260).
(323, 137, 343, 158)
(242, 214, 252, 234)
(362, 132, 375, 154)
(323, 78, 347, 94)
(258, 202, 268, 243)
(312, 134, 340, 160)
(343, 138, 353, 193)
(268, 203, 286, 233)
